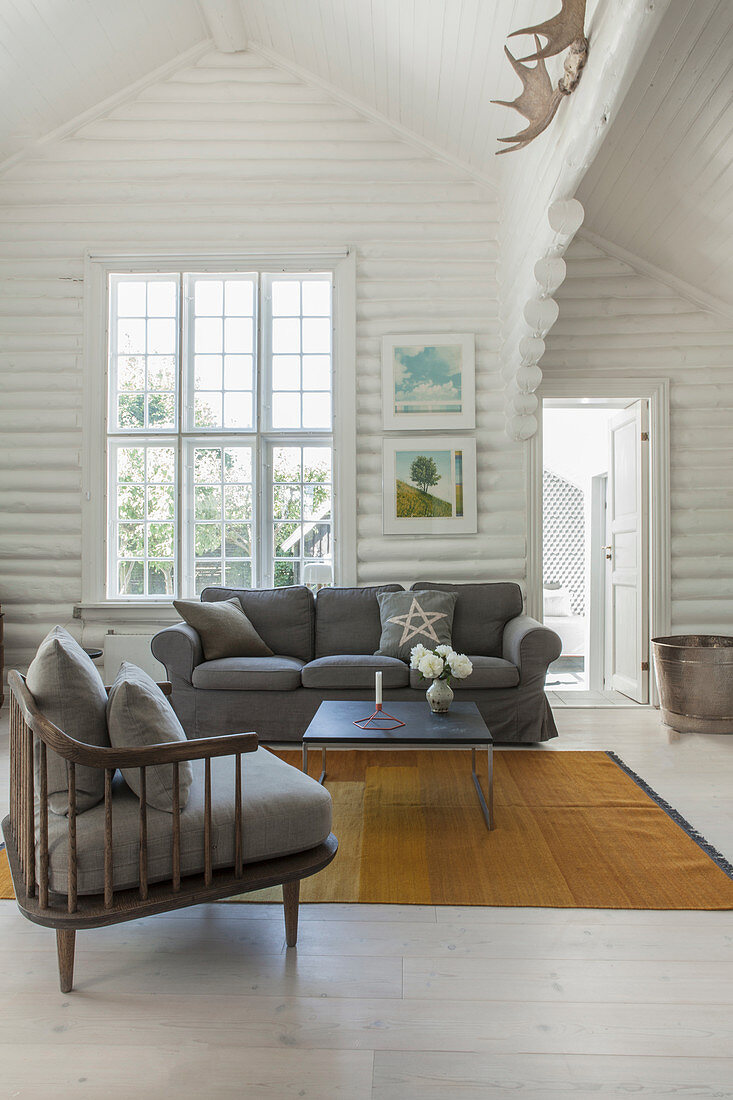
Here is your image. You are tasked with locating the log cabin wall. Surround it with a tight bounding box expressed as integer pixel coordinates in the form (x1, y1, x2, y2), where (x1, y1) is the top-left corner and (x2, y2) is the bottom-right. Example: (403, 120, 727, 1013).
(543, 237, 733, 636)
(0, 49, 509, 672)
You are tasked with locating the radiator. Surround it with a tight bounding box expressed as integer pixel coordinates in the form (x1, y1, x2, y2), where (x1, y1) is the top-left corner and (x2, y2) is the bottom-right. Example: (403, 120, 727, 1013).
(104, 632, 166, 683)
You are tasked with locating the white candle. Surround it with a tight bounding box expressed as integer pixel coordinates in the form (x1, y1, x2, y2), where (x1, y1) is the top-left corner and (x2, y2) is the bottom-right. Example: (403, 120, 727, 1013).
(375, 670, 383, 706)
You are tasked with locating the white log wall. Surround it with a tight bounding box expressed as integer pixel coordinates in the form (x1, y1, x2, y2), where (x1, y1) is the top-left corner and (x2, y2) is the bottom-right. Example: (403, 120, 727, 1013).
(543, 238, 733, 635)
(0, 49, 510, 672)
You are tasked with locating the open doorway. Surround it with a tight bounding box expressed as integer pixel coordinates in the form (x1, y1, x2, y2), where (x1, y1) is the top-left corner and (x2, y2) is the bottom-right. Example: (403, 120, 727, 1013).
(542, 399, 650, 703)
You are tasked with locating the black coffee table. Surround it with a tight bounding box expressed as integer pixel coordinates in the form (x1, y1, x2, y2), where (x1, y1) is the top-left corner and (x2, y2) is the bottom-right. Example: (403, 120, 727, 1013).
(302, 700, 493, 830)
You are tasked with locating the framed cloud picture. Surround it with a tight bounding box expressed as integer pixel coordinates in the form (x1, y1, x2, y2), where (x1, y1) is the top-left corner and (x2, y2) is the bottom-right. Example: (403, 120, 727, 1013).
(383, 436, 477, 535)
(382, 333, 475, 430)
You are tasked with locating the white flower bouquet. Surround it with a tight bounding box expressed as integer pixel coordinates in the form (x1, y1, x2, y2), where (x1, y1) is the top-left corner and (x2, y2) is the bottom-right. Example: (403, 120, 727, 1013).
(409, 643, 473, 684)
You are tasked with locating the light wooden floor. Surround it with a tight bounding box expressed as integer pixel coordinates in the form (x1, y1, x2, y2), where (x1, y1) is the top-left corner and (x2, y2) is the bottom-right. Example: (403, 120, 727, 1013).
(2, 702, 733, 1099)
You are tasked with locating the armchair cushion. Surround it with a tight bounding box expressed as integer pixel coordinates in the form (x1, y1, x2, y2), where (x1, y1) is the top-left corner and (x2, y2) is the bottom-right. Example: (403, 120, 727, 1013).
(26, 626, 110, 816)
(107, 663, 193, 812)
(41, 748, 332, 895)
(173, 597, 273, 661)
(411, 581, 523, 657)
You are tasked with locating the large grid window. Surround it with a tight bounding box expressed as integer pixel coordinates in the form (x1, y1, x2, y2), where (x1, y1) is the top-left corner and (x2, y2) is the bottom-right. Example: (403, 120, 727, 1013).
(107, 270, 334, 598)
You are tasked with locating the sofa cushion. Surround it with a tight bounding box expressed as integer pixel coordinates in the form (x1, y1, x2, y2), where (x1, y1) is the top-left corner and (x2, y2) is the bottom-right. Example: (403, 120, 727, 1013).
(376, 589, 457, 662)
(302, 655, 409, 690)
(26, 626, 110, 816)
(172, 597, 273, 660)
(411, 582, 523, 658)
(314, 584, 404, 657)
(107, 663, 193, 813)
(409, 655, 519, 690)
(192, 656, 305, 692)
(201, 585, 314, 661)
(41, 748, 332, 895)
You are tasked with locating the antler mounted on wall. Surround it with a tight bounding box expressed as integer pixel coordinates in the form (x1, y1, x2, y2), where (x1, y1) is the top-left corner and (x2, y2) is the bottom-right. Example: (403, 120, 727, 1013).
(494, 0, 589, 154)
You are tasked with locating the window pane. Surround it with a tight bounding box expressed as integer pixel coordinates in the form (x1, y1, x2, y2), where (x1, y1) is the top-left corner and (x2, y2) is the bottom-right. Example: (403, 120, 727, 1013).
(118, 318, 146, 354)
(195, 392, 222, 428)
(272, 280, 300, 316)
(302, 280, 331, 315)
(188, 275, 256, 436)
(195, 562, 222, 594)
(110, 276, 180, 432)
(303, 447, 331, 480)
(272, 392, 301, 429)
(273, 484, 300, 519)
(225, 561, 252, 587)
(304, 484, 331, 519)
(224, 447, 252, 483)
(274, 522, 300, 557)
(147, 318, 176, 355)
(302, 317, 330, 354)
(148, 561, 174, 595)
(272, 448, 300, 484)
(195, 317, 223, 354)
(224, 484, 252, 520)
(274, 561, 298, 587)
(224, 354, 253, 390)
(225, 280, 253, 315)
(304, 523, 331, 557)
(224, 317, 253, 353)
(118, 561, 144, 595)
(272, 355, 300, 390)
(116, 282, 146, 316)
(272, 317, 300, 354)
(195, 280, 223, 315)
(188, 441, 254, 598)
(302, 355, 330, 390)
(111, 443, 176, 597)
(195, 355, 222, 390)
(118, 356, 145, 391)
(147, 281, 177, 316)
(223, 392, 253, 429)
(302, 392, 331, 429)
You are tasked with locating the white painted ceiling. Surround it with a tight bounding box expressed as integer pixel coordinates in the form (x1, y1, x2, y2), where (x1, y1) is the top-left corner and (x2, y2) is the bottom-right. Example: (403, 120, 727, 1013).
(0, 0, 206, 161)
(578, 0, 733, 308)
(1, 0, 731, 308)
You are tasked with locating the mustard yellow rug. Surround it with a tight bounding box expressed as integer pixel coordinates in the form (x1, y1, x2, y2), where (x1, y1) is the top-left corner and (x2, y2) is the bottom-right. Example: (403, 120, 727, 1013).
(2, 751, 732, 908)
(236, 749, 733, 909)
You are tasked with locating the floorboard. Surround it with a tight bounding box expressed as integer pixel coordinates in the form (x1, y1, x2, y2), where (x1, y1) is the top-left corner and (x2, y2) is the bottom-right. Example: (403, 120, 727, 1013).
(1, 701, 732, 1098)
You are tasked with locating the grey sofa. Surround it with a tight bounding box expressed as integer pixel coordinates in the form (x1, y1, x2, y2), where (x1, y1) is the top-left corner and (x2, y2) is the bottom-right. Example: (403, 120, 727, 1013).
(151, 581, 562, 744)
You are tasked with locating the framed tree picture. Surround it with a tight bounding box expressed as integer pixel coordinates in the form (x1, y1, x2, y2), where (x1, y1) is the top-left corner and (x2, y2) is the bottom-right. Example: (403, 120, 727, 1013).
(382, 334, 475, 430)
(382, 436, 477, 535)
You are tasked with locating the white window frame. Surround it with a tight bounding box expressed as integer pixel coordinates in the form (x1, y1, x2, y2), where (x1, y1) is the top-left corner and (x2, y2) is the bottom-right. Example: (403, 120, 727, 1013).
(80, 249, 356, 611)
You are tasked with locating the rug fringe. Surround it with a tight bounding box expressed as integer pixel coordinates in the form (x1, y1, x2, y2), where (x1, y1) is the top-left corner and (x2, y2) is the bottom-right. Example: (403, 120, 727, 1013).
(606, 751, 733, 881)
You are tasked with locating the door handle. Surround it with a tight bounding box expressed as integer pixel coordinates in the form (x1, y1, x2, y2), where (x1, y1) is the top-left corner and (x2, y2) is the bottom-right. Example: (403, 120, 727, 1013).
(602, 544, 612, 561)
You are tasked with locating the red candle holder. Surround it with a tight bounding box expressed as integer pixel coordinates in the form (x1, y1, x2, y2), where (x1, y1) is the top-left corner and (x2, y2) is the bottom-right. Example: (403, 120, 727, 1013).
(353, 702, 406, 730)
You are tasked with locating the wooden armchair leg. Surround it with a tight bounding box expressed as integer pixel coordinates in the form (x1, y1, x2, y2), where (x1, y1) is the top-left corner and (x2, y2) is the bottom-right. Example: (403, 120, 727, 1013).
(283, 880, 300, 948)
(56, 929, 76, 993)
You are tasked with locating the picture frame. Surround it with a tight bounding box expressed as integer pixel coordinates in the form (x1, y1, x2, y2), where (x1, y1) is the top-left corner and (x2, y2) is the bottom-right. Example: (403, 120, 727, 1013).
(382, 436, 477, 535)
(381, 333, 475, 430)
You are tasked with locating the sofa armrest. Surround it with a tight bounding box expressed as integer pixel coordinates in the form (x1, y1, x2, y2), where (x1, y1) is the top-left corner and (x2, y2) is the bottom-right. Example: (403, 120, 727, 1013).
(151, 623, 204, 685)
(502, 615, 562, 679)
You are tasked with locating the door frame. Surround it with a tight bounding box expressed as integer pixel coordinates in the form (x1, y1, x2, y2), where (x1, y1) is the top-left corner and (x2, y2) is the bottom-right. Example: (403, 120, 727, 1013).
(527, 376, 671, 705)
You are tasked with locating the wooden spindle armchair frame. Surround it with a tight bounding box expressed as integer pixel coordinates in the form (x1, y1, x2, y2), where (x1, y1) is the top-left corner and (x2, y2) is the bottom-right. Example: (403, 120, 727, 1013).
(2, 670, 338, 992)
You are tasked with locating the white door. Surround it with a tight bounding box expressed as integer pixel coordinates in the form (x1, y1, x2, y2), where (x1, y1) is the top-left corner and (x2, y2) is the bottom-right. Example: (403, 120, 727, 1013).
(607, 402, 649, 702)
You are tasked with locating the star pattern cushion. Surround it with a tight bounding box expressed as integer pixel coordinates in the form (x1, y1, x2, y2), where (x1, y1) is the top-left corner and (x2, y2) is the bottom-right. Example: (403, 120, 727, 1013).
(374, 590, 457, 662)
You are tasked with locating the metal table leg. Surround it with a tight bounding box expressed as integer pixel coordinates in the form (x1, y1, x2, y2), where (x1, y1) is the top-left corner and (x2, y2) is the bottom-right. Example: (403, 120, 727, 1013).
(471, 745, 493, 831)
(302, 744, 327, 784)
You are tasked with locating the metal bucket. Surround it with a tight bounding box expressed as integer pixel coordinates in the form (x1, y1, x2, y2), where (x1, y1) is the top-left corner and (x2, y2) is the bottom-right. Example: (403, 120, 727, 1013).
(652, 635, 733, 734)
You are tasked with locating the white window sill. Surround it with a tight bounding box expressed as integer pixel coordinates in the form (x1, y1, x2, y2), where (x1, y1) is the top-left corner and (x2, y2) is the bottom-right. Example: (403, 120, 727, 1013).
(74, 602, 180, 625)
